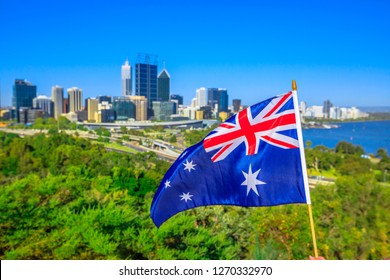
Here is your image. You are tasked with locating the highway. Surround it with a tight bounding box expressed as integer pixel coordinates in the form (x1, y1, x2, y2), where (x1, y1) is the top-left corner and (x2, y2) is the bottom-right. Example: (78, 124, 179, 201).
(0, 127, 337, 186)
(0, 128, 180, 162)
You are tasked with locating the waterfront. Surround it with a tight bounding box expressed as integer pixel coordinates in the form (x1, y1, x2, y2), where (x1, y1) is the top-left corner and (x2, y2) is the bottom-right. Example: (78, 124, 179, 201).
(302, 120, 390, 154)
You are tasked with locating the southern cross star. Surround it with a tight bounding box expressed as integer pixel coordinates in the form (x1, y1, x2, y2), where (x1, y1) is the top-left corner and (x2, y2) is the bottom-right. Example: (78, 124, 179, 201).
(180, 192, 193, 202)
(241, 164, 266, 196)
(183, 160, 196, 172)
(164, 180, 171, 188)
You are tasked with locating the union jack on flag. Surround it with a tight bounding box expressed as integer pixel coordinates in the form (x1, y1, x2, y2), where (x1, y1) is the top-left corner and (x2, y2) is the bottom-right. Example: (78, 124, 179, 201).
(204, 91, 298, 162)
(151, 90, 311, 228)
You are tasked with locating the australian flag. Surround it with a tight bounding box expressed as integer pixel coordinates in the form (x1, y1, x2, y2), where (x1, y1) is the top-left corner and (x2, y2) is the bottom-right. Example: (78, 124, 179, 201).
(150, 91, 311, 227)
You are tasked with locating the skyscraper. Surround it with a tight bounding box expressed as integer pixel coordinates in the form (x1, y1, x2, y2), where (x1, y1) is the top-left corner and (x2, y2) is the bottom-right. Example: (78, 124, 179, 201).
(67, 87, 82, 113)
(51, 85, 63, 119)
(87, 98, 98, 122)
(97, 102, 115, 123)
(218, 88, 228, 112)
(196, 87, 207, 108)
(152, 101, 175, 121)
(157, 69, 170, 101)
(207, 88, 219, 110)
(170, 94, 183, 105)
(323, 99, 333, 119)
(121, 59, 132, 96)
(97, 95, 112, 104)
(12, 79, 37, 122)
(135, 53, 158, 118)
(63, 98, 68, 114)
(129, 95, 148, 121)
(232, 99, 241, 113)
(113, 96, 136, 121)
(33, 95, 54, 118)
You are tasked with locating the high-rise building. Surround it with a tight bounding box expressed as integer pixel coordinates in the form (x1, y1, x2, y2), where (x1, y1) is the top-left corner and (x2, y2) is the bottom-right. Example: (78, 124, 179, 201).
(329, 106, 340, 120)
(207, 88, 219, 110)
(97, 102, 115, 123)
(323, 99, 333, 119)
(191, 97, 197, 108)
(195, 110, 204, 120)
(98, 109, 115, 123)
(87, 98, 99, 122)
(63, 98, 68, 114)
(157, 69, 170, 101)
(300, 101, 306, 116)
(67, 87, 82, 113)
(121, 59, 132, 96)
(129, 95, 148, 121)
(196, 87, 207, 108)
(135, 53, 158, 118)
(113, 96, 136, 121)
(12, 79, 37, 122)
(218, 88, 229, 112)
(19, 108, 45, 124)
(170, 94, 183, 105)
(232, 99, 241, 113)
(152, 101, 175, 121)
(199, 105, 212, 119)
(51, 85, 63, 119)
(33, 95, 54, 118)
(97, 95, 112, 104)
(76, 110, 88, 122)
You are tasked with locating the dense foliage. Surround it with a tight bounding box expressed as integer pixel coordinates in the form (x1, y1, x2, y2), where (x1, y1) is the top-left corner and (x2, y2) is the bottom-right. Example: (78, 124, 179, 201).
(0, 132, 389, 259)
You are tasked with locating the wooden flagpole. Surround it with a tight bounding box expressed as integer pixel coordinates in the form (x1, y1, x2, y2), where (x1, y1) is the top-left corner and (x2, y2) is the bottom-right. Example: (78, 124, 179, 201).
(308, 204, 319, 258)
(292, 80, 319, 258)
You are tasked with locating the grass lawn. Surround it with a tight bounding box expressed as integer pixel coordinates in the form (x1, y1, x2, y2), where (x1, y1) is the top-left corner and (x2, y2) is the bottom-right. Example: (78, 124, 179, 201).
(91, 140, 139, 154)
(307, 168, 338, 179)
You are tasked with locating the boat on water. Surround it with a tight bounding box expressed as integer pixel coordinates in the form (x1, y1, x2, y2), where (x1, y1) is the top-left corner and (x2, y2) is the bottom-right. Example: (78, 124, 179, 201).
(302, 122, 339, 129)
(323, 124, 339, 129)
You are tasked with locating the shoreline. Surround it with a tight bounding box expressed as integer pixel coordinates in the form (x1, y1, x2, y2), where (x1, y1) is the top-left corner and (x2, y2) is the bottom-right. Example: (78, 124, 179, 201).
(302, 120, 389, 154)
(302, 119, 390, 129)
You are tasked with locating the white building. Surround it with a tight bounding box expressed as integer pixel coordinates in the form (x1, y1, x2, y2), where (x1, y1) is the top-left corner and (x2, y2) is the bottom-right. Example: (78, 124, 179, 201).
(339, 107, 348, 119)
(179, 106, 197, 120)
(51, 85, 63, 119)
(67, 87, 83, 113)
(195, 87, 207, 108)
(33, 95, 54, 118)
(329, 107, 340, 119)
(300, 101, 306, 115)
(121, 59, 132, 96)
(191, 97, 197, 108)
(303, 102, 369, 120)
(304, 105, 324, 118)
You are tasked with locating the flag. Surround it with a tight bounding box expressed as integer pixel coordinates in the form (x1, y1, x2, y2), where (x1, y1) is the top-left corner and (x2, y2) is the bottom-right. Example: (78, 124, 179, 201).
(150, 91, 311, 227)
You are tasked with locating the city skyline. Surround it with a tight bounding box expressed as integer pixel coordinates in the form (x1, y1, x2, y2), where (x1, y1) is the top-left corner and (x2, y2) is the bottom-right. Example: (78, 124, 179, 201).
(0, 0, 389, 107)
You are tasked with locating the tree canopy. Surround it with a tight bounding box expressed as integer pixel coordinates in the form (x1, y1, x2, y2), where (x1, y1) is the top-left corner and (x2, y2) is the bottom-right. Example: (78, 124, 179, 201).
(0, 131, 389, 259)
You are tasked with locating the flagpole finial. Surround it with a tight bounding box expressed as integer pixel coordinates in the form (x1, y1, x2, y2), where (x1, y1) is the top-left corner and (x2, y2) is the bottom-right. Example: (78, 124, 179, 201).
(292, 80, 297, 91)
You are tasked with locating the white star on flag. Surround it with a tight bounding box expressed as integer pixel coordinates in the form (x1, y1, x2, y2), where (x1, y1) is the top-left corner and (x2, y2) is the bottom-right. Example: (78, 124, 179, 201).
(183, 160, 196, 172)
(180, 192, 193, 202)
(241, 164, 266, 196)
(164, 180, 171, 188)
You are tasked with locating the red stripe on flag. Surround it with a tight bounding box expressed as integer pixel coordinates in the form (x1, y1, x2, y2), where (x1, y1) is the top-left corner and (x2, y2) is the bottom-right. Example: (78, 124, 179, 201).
(220, 123, 235, 128)
(204, 113, 296, 149)
(211, 143, 233, 162)
(261, 135, 298, 149)
(263, 92, 292, 118)
(238, 109, 257, 155)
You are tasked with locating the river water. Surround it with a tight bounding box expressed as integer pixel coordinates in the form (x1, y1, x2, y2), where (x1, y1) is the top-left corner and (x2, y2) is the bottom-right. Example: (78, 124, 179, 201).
(302, 120, 390, 154)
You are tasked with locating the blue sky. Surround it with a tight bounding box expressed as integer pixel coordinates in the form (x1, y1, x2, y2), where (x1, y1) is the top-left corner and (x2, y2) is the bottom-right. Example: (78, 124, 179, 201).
(0, 0, 389, 107)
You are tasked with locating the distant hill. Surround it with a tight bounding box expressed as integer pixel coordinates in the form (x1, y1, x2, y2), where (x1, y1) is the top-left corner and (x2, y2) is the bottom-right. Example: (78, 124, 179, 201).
(358, 106, 390, 113)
